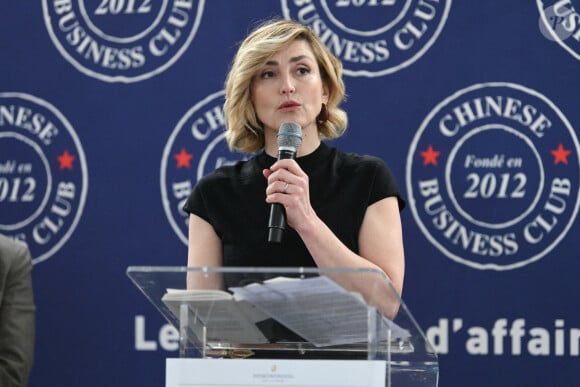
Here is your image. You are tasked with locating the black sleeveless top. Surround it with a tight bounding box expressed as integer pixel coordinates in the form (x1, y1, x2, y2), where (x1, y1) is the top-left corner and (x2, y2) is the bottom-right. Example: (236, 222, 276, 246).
(183, 142, 405, 268)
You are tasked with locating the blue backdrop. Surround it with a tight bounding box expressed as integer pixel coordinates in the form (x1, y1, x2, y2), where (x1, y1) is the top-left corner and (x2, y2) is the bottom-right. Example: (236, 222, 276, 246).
(1, 1, 579, 386)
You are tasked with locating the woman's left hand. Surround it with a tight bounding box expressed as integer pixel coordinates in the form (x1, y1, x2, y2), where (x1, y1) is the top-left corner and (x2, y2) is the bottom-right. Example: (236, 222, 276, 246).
(263, 159, 314, 232)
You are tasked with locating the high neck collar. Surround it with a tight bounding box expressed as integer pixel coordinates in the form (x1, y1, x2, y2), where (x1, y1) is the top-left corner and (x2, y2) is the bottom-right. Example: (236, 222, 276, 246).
(257, 142, 332, 175)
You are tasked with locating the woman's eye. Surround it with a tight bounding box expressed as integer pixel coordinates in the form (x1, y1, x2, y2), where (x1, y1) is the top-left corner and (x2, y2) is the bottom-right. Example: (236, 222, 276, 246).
(261, 70, 274, 79)
(297, 67, 310, 75)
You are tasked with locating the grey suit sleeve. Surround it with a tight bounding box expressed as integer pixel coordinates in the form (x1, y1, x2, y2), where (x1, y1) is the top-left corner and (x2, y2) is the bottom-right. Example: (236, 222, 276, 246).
(0, 240, 36, 387)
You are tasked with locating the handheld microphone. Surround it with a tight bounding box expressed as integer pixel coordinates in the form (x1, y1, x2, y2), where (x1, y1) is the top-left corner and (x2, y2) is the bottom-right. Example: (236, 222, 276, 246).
(267, 122, 302, 243)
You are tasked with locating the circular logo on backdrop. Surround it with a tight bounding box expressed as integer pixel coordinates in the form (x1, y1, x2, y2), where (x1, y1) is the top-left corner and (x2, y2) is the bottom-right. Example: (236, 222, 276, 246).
(406, 83, 580, 270)
(281, 0, 451, 77)
(161, 91, 248, 245)
(537, 0, 580, 60)
(42, 0, 205, 82)
(0, 93, 88, 264)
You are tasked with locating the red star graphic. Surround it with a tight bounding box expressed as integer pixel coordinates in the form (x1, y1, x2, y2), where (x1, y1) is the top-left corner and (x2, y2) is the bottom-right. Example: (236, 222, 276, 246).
(551, 144, 571, 165)
(57, 150, 76, 170)
(174, 148, 193, 169)
(420, 145, 441, 166)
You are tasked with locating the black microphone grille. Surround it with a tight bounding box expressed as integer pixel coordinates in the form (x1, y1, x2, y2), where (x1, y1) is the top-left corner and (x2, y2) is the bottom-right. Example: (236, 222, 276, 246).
(277, 122, 302, 150)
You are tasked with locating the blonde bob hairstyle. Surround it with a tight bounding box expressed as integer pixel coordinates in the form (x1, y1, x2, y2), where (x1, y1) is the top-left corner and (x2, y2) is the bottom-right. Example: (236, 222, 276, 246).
(224, 19, 348, 154)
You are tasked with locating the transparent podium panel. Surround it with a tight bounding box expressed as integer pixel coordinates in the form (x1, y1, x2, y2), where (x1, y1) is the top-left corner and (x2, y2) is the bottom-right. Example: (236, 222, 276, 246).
(127, 266, 438, 387)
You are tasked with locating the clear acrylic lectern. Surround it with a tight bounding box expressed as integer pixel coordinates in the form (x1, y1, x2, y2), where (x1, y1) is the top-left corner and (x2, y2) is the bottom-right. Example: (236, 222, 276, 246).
(127, 266, 438, 387)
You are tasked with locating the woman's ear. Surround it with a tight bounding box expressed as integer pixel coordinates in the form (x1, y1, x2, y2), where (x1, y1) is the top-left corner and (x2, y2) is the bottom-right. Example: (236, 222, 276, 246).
(322, 83, 330, 104)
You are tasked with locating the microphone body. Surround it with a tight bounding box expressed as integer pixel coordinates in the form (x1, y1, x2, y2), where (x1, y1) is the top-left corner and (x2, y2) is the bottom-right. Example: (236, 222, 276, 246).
(267, 122, 302, 243)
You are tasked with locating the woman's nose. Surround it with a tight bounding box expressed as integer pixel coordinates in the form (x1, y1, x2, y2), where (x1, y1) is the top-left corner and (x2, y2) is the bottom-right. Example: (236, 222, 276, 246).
(280, 73, 295, 95)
